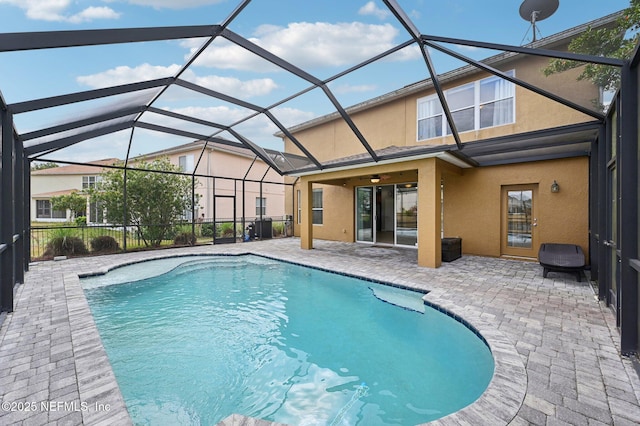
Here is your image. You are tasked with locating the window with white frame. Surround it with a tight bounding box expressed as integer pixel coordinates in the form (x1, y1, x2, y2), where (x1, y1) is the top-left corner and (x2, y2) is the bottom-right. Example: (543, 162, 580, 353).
(256, 197, 266, 216)
(82, 175, 101, 190)
(36, 199, 66, 219)
(179, 155, 194, 172)
(312, 189, 323, 225)
(417, 70, 515, 140)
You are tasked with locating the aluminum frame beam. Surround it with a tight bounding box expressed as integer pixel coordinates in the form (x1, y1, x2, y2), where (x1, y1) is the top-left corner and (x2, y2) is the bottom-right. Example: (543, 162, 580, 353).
(222, 28, 379, 162)
(9, 78, 171, 114)
(382, 0, 463, 149)
(423, 40, 606, 121)
(0, 26, 221, 52)
(619, 63, 639, 355)
(20, 106, 145, 142)
(421, 34, 626, 67)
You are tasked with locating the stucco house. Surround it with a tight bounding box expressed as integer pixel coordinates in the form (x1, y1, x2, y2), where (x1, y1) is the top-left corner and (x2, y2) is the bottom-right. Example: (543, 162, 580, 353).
(30, 158, 118, 223)
(281, 14, 614, 269)
(132, 140, 287, 223)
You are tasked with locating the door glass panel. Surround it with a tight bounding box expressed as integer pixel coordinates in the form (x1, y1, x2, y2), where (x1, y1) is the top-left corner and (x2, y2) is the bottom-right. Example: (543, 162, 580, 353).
(377, 186, 395, 245)
(507, 190, 532, 249)
(356, 187, 373, 242)
(396, 184, 417, 246)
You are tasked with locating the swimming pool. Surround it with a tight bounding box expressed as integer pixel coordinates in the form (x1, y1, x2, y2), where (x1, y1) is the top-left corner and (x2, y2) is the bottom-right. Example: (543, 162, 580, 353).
(82, 255, 494, 425)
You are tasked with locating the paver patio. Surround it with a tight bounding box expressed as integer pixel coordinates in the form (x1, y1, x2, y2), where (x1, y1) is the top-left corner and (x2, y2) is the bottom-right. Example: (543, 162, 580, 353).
(1, 238, 639, 425)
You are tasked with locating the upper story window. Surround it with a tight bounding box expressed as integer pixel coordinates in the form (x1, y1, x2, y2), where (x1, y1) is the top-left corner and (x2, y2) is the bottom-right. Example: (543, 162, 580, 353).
(82, 175, 101, 190)
(417, 70, 515, 141)
(179, 155, 194, 172)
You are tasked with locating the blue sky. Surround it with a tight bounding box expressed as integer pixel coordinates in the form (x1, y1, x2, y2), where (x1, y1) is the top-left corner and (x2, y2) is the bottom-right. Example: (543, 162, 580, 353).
(0, 0, 630, 162)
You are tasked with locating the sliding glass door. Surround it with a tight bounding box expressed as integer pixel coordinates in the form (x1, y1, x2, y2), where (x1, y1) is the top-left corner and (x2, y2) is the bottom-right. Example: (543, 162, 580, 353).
(356, 184, 417, 247)
(356, 187, 373, 242)
(396, 184, 418, 246)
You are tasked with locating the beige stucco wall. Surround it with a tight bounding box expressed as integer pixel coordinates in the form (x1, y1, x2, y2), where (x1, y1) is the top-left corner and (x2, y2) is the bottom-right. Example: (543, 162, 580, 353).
(290, 156, 589, 264)
(146, 147, 286, 221)
(284, 55, 598, 162)
(30, 174, 83, 221)
(284, 47, 594, 266)
(443, 156, 589, 261)
(290, 160, 424, 242)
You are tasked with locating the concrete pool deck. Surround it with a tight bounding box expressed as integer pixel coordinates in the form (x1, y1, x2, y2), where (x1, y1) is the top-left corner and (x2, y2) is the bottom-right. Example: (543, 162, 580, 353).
(1, 238, 639, 425)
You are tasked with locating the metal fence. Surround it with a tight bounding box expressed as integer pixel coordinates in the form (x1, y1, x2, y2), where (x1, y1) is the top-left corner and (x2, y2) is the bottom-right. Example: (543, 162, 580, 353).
(30, 217, 293, 260)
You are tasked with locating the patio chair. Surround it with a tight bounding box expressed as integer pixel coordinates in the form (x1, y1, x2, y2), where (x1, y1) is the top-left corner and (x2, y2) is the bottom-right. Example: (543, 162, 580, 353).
(538, 243, 585, 282)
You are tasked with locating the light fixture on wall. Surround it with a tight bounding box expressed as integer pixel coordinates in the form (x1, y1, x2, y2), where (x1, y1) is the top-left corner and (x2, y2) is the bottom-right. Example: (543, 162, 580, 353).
(551, 180, 560, 193)
(370, 175, 381, 183)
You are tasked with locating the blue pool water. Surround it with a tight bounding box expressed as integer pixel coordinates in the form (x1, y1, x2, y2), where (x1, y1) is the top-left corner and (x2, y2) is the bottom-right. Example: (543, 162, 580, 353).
(82, 256, 494, 425)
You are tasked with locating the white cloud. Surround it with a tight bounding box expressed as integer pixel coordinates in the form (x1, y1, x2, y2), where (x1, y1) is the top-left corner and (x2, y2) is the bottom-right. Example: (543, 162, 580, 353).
(358, 1, 390, 20)
(76, 63, 182, 88)
(76, 64, 279, 99)
(184, 21, 418, 72)
(191, 75, 278, 98)
(0, 0, 120, 23)
(68, 7, 121, 23)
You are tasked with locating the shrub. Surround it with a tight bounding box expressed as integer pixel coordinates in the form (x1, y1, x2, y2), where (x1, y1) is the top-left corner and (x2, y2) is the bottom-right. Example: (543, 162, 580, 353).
(219, 222, 235, 237)
(201, 222, 214, 237)
(74, 216, 87, 226)
(272, 222, 284, 237)
(44, 229, 89, 257)
(174, 232, 197, 246)
(90, 235, 120, 253)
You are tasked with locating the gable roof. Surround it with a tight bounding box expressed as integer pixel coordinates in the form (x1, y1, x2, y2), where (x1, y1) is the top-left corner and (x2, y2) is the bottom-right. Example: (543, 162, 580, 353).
(31, 158, 120, 175)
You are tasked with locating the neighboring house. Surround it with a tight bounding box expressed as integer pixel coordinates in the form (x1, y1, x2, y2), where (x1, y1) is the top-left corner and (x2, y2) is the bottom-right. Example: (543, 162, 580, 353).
(30, 158, 118, 223)
(135, 140, 286, 223)
(281, 14, 615, 268)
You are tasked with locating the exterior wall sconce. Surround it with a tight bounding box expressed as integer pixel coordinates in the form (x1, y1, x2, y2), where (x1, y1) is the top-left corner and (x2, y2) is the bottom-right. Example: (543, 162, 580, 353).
(370, 175, 381, 183)
(551, 180, 560, 193)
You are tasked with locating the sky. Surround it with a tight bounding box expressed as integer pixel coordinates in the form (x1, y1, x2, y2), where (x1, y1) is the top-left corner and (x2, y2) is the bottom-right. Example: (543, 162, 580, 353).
(0, 0, 631, 163)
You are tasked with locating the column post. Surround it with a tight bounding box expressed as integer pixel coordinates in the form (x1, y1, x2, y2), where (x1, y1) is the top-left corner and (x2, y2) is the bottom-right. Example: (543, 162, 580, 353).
(417, 158, 441, 268)
(300, 178, 313, 250)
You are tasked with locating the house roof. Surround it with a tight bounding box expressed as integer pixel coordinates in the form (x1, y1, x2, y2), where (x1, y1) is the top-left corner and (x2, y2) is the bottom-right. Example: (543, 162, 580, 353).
(132, 139, 312, 174)
(280, 12, 622, 136)
(31, 158, 120, 175)
(32, 189, 79, 198)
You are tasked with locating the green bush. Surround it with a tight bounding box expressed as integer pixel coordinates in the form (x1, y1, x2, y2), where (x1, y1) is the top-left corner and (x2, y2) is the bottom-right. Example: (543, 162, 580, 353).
(174, 232, 197, 246)
(218, 222, 236, 238)
(272, 222, 284, 237)
(74, 216, 87, 226)
(201, 222, 214, 237)
(44, 228, 89, 257)
(90, 235, 120, 253)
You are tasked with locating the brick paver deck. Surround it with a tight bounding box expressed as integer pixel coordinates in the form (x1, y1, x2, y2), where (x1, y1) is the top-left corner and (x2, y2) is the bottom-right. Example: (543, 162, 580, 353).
(1, 238, 639, 425)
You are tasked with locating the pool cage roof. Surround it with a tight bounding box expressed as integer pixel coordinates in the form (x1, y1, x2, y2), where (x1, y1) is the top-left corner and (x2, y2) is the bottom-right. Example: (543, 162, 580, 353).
(0, 0, 628, 180)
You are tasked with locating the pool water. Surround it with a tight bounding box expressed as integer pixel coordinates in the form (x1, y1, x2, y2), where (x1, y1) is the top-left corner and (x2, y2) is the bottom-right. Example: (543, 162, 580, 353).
(82, 256, 494, 425)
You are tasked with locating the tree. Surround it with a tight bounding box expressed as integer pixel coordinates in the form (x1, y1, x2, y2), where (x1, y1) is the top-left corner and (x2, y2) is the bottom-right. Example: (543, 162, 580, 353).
(543, 1, 640, 95)
(31, 162, 59, 171)
(90, 157, 199, 247)
(50, 192, 86, 220)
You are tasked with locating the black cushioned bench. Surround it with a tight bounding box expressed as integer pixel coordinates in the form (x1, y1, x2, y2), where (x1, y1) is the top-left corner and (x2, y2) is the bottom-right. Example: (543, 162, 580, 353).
(538, 243, 585, 282)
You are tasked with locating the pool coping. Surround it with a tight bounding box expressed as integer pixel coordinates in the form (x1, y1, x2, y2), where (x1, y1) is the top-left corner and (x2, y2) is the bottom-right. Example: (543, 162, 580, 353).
(74, 251, 526, 426)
